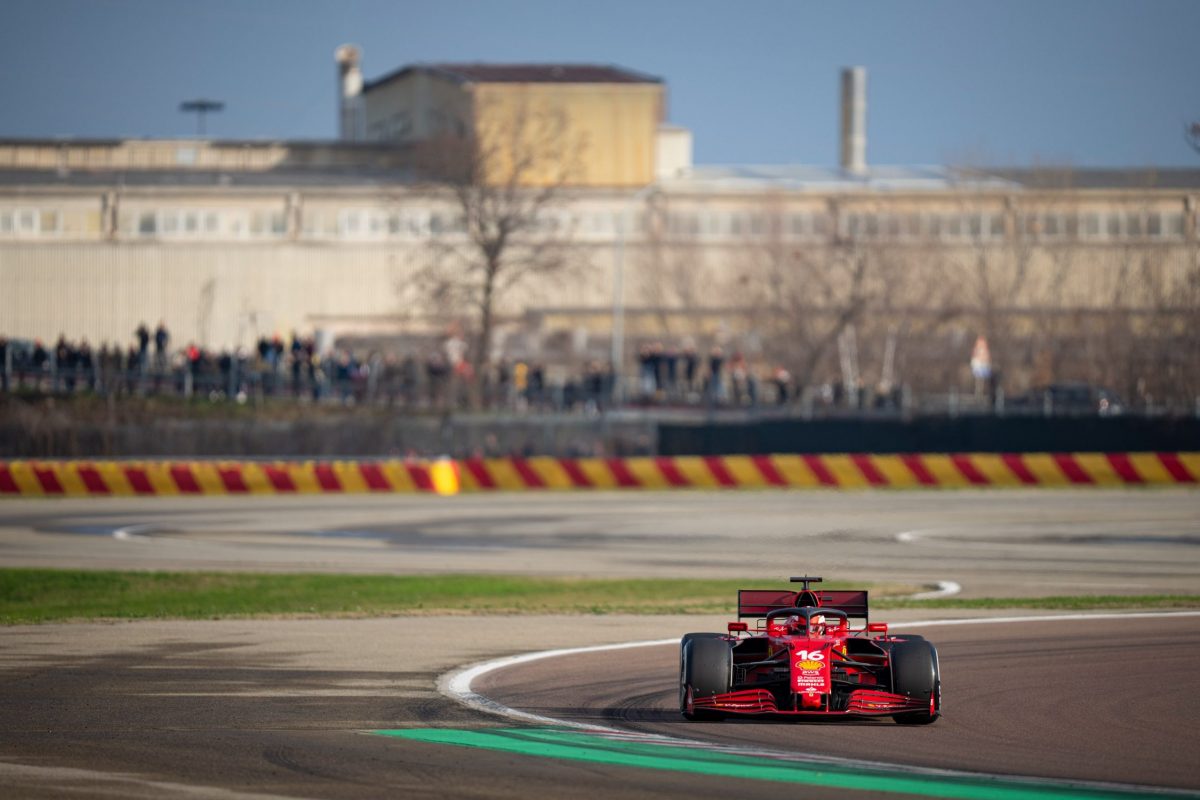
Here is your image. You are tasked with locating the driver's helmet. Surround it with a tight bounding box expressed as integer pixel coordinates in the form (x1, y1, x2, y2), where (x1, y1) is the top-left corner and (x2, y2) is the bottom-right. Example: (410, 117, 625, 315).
(810, 614, 826, 637)
(784, 614, 805, 634)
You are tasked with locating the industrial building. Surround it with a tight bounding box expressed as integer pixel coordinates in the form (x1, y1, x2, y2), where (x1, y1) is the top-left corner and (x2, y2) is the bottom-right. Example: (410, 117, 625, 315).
(1, 48, 1197, 401)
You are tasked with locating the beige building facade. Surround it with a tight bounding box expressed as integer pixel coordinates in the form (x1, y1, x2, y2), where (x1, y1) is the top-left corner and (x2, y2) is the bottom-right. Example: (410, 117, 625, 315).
(1, 51, 1198, 400)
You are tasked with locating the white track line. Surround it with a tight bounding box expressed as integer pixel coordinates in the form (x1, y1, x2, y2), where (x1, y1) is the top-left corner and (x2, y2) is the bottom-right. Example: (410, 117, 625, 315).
(909, 581, 962, 600)
(436, 611, 1200, 795)
(112, 524, 154, 542)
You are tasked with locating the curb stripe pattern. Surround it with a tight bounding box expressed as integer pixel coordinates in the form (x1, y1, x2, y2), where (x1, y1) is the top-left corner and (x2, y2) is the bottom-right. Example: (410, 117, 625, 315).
(0, 453, 1196, 497)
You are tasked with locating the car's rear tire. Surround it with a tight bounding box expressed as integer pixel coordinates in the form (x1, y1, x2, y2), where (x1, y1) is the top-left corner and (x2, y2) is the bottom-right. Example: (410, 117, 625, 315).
(890, 641, 940, 725)
(680, 635, 732, 720)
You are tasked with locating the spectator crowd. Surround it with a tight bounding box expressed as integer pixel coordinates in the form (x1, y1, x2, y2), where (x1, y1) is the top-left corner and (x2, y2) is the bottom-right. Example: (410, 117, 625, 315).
(2, 324, 904, 414)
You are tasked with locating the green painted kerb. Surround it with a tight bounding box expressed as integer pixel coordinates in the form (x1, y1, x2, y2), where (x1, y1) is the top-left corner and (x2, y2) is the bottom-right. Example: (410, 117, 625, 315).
(371, 727, 1194, 800)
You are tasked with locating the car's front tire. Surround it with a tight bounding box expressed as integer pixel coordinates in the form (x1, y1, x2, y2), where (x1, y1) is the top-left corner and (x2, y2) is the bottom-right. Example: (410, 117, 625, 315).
(890, 640, 940, 725)
(680, 634, 732, 720)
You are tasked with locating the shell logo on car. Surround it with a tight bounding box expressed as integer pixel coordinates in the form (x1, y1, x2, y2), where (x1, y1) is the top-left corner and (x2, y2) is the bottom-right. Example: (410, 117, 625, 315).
(797, 660, 823, 671)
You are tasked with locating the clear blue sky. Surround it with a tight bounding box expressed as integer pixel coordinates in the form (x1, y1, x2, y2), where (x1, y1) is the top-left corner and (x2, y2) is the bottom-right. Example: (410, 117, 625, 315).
(4, 0, 1197, 168)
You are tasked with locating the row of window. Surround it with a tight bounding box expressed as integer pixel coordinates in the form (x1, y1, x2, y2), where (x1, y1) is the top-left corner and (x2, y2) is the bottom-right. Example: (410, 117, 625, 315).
(1, 206, 1194, 243)
(0, 208, 61, 236)
(664, 210, 1189, 243)
(124, 209, 288, 238)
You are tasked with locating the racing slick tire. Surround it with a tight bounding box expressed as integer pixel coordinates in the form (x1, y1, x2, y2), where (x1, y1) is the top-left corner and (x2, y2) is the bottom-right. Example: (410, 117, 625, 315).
(680, 635, 732, 721)
(889, 640, 941, 725)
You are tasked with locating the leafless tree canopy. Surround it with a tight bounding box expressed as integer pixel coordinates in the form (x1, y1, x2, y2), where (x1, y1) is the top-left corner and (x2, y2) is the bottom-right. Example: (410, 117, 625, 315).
(413, 97, 585, 403)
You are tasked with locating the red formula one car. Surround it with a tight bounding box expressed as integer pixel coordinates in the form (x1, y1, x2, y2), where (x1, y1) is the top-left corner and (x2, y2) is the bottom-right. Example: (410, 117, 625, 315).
(680, 576, 940, 724)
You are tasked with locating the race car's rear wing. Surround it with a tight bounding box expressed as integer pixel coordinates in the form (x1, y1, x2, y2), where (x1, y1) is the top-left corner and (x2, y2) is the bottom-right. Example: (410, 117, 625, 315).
(737, 589, 870, 623)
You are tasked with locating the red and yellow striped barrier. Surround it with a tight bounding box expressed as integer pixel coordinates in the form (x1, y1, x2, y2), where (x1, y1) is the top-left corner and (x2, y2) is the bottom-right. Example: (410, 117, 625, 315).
(1, 453, 1197, 497)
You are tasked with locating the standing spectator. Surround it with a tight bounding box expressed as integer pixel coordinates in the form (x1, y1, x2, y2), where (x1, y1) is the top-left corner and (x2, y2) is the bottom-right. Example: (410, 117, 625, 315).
(772, 366, 792, 405)
(77, 339, 95, 391)
(290, 332, 304, 395)
(637, 344, 654, 397)
(729, 351, 748, 406)
(53, 335, 72, 392)
(124, 344, 140, 393)
(400, 353, 418, 408)
(32, 340, 49, 390)
(135, 322, 150, 372)
(662, 344, 679, 397)
(218, 350, 234, 396)
(154, 321, 170, 370)
(683, 344, 698, 393)
(528, 363, 545, 408)
(707, 345, 725, 404)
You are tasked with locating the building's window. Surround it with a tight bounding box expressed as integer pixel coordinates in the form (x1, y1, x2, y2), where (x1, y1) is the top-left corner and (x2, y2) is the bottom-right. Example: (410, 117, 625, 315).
(1106, 214, 1121, 237)
(749, 214, 765, 236)
(926, 214, 942, 238)
(40, 210, 61, 234)
(162, 212, 179, 234)
(138, 212, 157, 236)
(1042, 214, 1061, 237)
(204, 212, 219, 233)
(903, 214, 922, 239)
(989, 214, 1005, 238)
(0, 210, 11, 234)
(1125, 213, 1143, 238)
(1082, 213, 1101, 238)
(1164, 213, 1184, 238)
(945, 215, 963, 239)
(339, 210, 362, 236)
(1146, 213, 1162, 237)
(968, 215, 983, 239)
(17, 209, 37, 234)
(813, 214, 830, 237)
(183, 212, 199, 234)
(844, 213, 861, 238)
(271, 212, 287, 235)
(789, 214, 807, 237)
(730, 214, 743, 236)
(1020, 214, 1037, 237)
(863, 214, 880, 239)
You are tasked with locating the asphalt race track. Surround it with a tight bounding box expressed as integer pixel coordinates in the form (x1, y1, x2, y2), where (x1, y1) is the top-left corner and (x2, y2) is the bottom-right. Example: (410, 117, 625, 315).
(2, 490, 1200, 798)
(477, 616, 1200, 793)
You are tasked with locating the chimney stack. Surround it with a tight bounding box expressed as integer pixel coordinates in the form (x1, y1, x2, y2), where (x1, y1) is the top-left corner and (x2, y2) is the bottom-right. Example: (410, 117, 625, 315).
(840, 67, 867, 175)
(336, 44, 363, 141)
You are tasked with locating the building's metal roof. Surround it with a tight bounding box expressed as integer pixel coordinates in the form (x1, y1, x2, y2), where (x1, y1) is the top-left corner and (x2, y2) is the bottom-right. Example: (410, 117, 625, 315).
(974, 167, 1200, 191)
(0, 168, 416, 189)
(661, 164, 1022, 193)
(364, 63, 662, 92)
(2, 161, 1198, 195)
(660, 164, 1200, 193)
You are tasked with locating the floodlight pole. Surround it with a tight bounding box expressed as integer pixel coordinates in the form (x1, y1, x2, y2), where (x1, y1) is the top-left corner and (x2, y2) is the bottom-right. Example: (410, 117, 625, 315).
(179, 99, 225, 137)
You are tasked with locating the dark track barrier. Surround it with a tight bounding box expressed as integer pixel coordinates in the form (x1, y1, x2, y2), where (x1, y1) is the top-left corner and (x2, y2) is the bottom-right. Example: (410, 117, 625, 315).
(657, 416, 1200, 456)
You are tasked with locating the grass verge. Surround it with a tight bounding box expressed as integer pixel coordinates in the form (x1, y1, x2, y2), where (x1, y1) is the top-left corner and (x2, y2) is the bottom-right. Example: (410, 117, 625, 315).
(1, 569, 1197, 624)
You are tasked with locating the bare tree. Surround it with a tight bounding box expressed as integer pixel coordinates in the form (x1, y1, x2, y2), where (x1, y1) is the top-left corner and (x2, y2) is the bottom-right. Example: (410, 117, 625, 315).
(731, 198, 890, 396)
(414, 96, 584, 405)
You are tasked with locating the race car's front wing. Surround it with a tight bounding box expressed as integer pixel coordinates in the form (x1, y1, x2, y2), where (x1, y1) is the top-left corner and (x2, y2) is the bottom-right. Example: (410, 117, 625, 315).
(690, 687, 929, 716)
